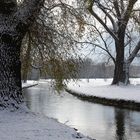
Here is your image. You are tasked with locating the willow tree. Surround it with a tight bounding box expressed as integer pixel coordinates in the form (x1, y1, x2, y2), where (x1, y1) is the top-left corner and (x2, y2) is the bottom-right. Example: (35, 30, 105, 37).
(0, 0, 45, 107)
(21, 1, 84, 86)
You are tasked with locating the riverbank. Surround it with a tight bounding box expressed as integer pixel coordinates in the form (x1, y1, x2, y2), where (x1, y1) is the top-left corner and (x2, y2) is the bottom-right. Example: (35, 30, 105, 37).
(0, 105, 92, 140)
(22, 80, 38, 89)
(66, 78, 140, 111)
(0, 81, 93, 140)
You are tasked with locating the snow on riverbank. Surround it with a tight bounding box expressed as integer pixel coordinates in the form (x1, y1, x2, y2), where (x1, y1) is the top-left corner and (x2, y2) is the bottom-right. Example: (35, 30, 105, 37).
(22, 80, 38, 89)
(0, 81, 90, 140)
(67, 78, 140, 103)
(0, 106, 92, 140)
(0, 81, 92, 140)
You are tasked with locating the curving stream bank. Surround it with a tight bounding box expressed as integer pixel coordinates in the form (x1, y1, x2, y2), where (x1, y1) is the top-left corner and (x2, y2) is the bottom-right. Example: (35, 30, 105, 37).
(24, 82, 140, 140)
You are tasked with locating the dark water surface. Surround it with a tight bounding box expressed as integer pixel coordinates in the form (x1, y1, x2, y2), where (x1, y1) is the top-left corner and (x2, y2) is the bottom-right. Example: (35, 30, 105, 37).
(24, 82, 140, 140)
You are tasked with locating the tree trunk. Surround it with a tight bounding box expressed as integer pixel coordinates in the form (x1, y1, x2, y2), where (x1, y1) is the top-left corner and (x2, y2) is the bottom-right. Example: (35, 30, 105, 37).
(112, 47, 125, 84)
(112, 32, 128, 85)
(0, 0, 45, 108)
(0, 42, 23, 107)
(112, 60, 130, 85)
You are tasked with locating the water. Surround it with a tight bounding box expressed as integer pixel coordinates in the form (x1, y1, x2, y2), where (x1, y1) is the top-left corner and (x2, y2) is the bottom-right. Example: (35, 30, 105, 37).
(24, 82, 140, 140)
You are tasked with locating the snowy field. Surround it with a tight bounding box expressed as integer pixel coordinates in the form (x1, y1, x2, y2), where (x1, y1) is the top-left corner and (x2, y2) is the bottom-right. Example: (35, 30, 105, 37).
(67, 78, 140, 103)
(0, 82, 92, 140)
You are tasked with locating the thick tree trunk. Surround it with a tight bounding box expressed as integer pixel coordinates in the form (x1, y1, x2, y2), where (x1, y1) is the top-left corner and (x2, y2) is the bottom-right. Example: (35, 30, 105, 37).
(0, 0, 45, 108)
(112, 60, 130, 85)
(0, 43, 23, 107)
(112, 32, 129, 85)
(123, 62, 130, 85)
(112, 45, 125, 84)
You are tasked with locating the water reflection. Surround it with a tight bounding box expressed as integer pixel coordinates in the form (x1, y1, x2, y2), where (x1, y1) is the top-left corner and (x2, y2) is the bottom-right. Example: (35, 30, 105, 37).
(24, 83, 140, 140)
(115, 109, 126, 140)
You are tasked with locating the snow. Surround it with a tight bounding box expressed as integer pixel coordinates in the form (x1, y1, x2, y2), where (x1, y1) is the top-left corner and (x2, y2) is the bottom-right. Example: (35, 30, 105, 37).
(22, 80, 38, 89)
(0, 81, 92, 140)
(67, 78, 140, 102)
(3, 78, 140, 140)
(0, 107, 91, 140)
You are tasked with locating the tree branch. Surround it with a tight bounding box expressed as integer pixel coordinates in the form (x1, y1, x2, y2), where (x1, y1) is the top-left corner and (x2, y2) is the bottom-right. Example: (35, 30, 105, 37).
(127, 40, 140, 64)
(96, 2, 117, 32)
(75, 40, 116, 63)
(113, 0, 121, 18)
(123, 0, 137, 23)
(86, 0, 119, 41)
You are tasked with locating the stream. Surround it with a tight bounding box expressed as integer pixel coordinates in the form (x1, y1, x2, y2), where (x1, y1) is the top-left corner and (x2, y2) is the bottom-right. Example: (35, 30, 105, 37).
(24, 81, 140, 140)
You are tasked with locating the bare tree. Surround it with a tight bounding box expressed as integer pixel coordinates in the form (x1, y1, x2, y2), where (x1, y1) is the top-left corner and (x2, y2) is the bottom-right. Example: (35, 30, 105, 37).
(78, 0, 140, 85)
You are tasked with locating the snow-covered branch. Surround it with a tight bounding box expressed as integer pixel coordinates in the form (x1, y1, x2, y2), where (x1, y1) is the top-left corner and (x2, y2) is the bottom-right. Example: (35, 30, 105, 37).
(113, 0, 121, 18)
(97, 2, 117, 32)
(15, 0, 45, 29)
(86, 0, 119, 41)
(122, 0, 137, 24)
(127, 40, 140, 64)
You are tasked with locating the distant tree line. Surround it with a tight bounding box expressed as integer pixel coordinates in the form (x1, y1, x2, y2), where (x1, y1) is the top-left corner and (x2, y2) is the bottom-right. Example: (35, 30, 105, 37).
(77, 58, 140, 79)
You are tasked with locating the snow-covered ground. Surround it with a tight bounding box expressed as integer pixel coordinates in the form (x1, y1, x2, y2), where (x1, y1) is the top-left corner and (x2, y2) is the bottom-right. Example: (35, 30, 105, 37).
(3, 78, 138, 140)
(0, 106, 92, 140)
(67, 78, 140, 103)
(22, 80, 38, 89)
(0, 81, 92, 140)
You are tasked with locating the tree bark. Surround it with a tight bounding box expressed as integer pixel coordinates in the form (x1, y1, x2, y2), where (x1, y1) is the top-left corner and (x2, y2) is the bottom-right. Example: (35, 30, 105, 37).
(112, 42, 125, 85)
(112, 27, 127, 85)
(0, 42, 23, 107)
